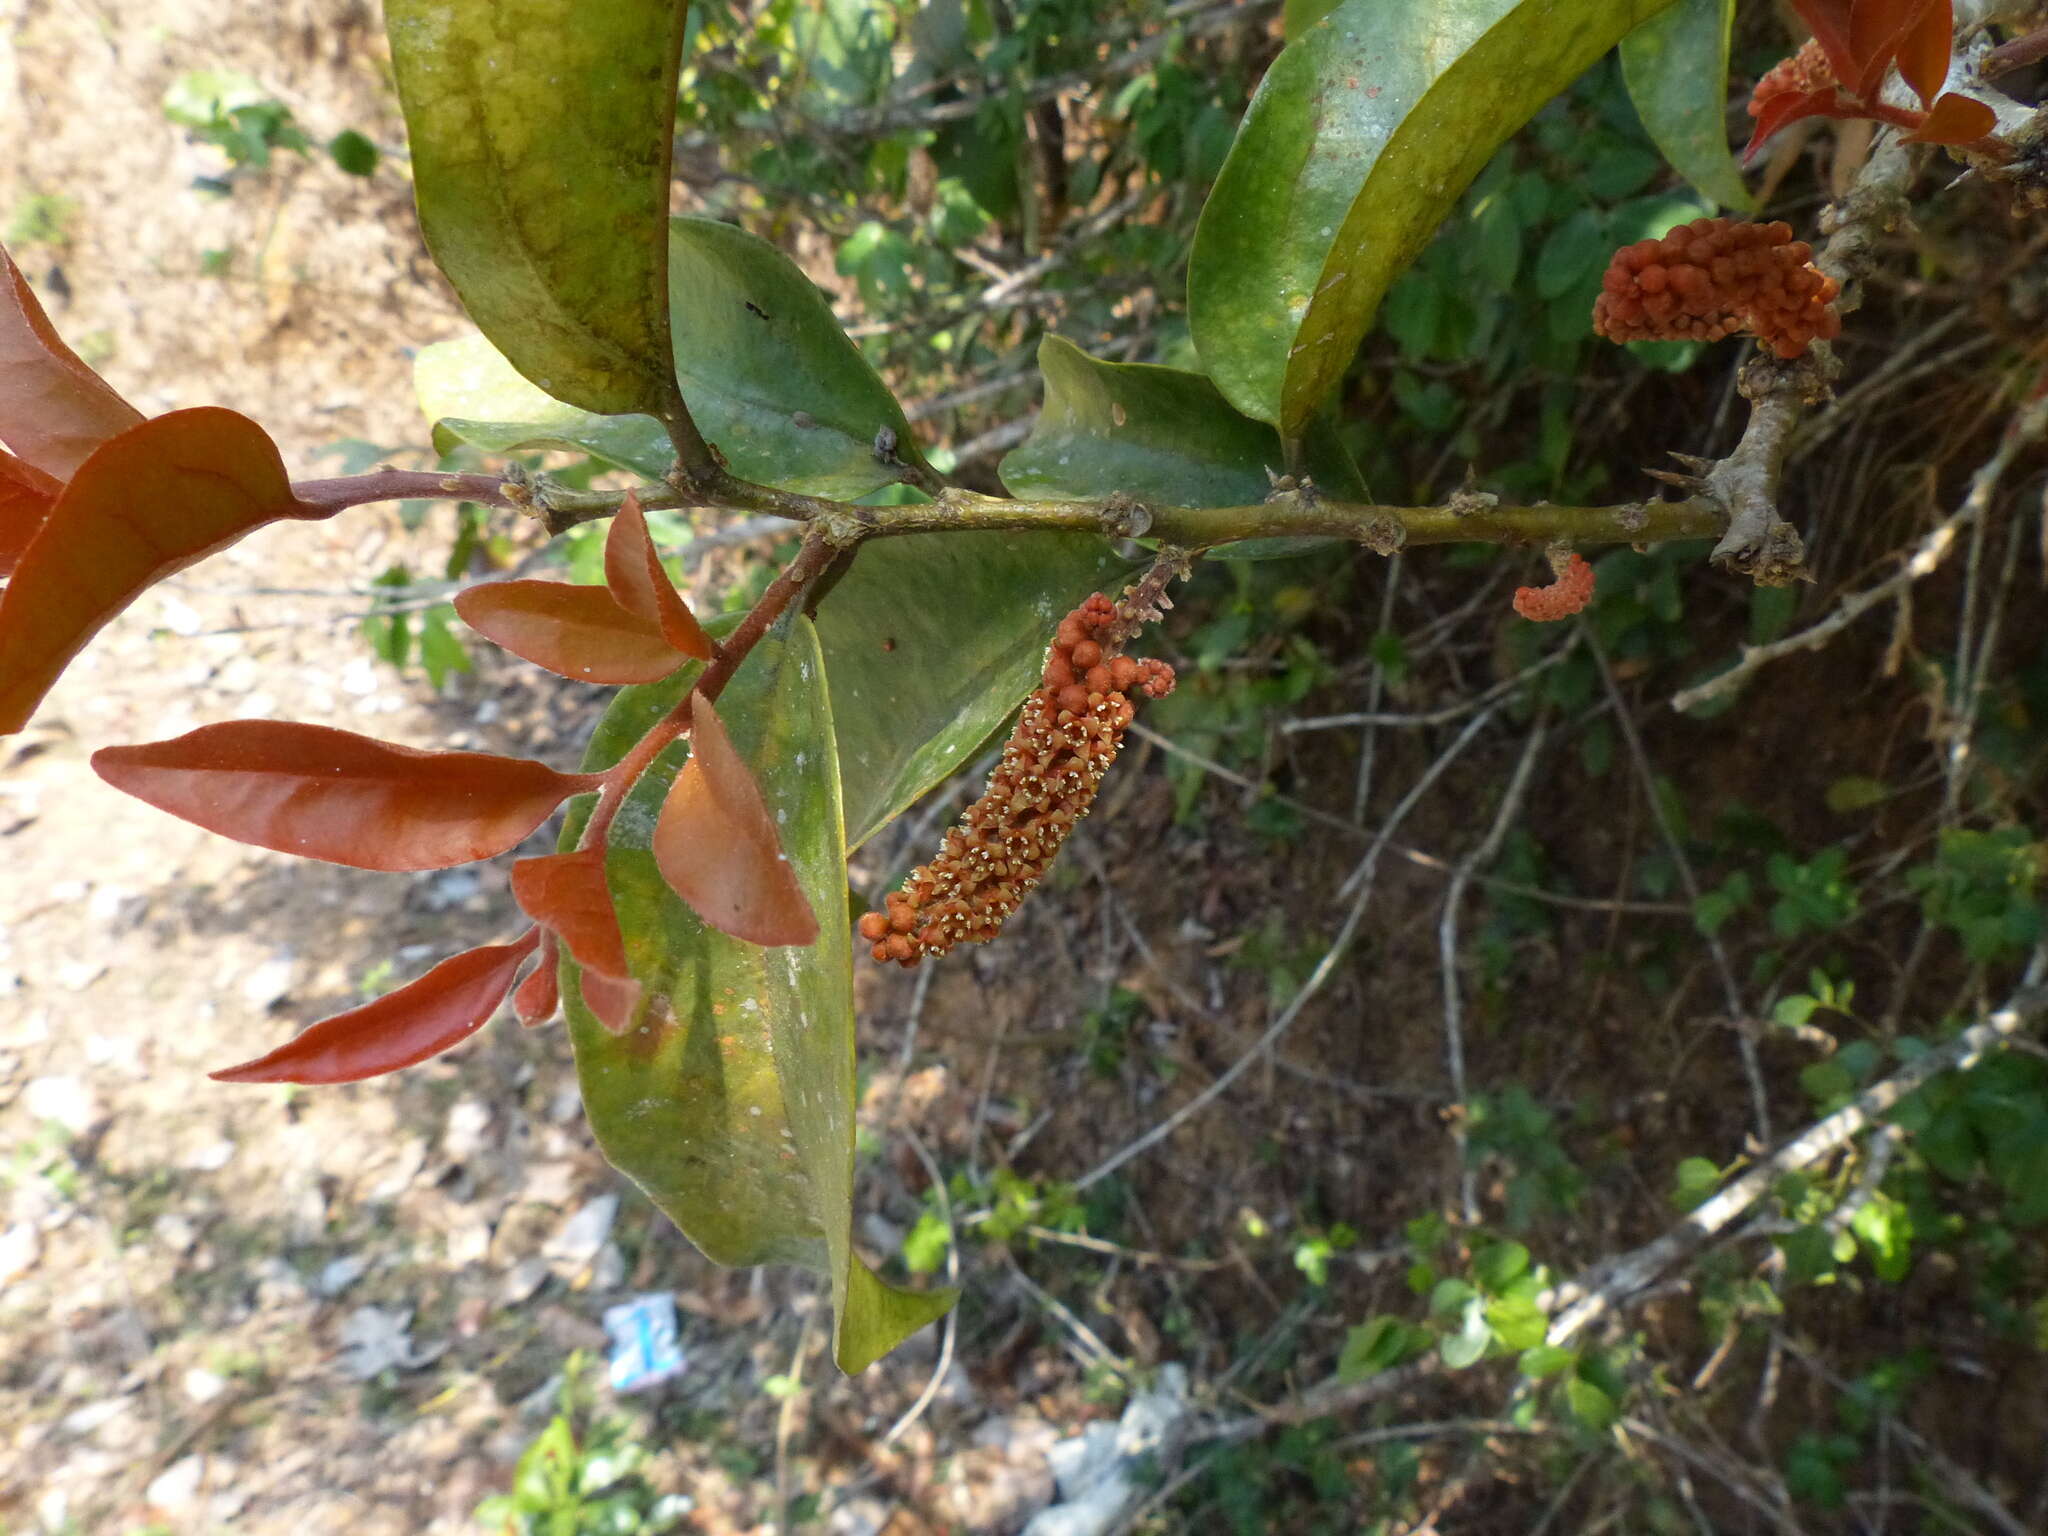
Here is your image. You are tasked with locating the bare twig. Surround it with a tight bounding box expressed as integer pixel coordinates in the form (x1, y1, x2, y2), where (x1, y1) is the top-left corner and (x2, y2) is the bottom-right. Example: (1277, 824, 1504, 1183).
(1072, 707, 1503, 1192)
(880, 1127, 959, 1449)
(1440, 722, 1549, 1220)
(1672, 383, 2048, 711)
(1544, 977, 2048, 1348)
(1591, 630, 1768, 1142)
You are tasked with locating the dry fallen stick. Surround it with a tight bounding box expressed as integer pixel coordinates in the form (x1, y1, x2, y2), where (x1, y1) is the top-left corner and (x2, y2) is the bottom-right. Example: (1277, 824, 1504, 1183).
(1198, 967, 2047, 1440)
(1543, 973, 2048, 1347)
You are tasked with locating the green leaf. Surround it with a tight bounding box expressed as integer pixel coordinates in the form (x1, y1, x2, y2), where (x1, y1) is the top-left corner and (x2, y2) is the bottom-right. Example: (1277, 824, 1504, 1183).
(327, 128, 381, 176)
(1849, 1192, 1912, 1283)
(1189, 0, 1677, 434)
(664, 217, 929, 498)
(1672, 1155, 1720, 1211)
(565, 618, 954, 1372)
(1618, 0, 1754, 212)
(1484, 1293, 1549, 1350)
(813, 530, 1135, 850)
(1518, 1344, 1576, 1378)
(1565, 1376, 1619, 1430)
(386, 0, 688, 419)
(1825, 776, 1889, 814)
(414, 332, 675, 478)
(1000, 336, 1364, 560)
(420, 218, 931, 500)
(418, 604, 471, 690)
(1283, 0, 1344, 38)
(1535, 209, 1608, 302)
(1337, 1316, 1422, 1380)
(1439, 1300, 1493, 1368)
(1472, 1239, 1530, 1294)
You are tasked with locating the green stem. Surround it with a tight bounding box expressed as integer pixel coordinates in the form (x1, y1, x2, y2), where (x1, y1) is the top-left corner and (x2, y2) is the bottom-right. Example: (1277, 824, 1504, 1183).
(297, 465, 1724, 555)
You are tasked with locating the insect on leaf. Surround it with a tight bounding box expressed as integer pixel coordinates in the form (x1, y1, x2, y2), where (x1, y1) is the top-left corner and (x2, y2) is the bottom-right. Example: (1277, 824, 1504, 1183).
(92, 720, 602, 870)
(653, 693, 818, 947)
(454, 578, 696, 684)
(212, 932, 539, 1083)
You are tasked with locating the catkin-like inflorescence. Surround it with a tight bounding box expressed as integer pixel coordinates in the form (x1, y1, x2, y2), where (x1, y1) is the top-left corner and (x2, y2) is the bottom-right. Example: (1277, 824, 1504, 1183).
(1512, 550, 1596, 623)
(1592, 218, 1841, 360)
(857, 591, 1175, 967)
(1749, 37, 1835, 114)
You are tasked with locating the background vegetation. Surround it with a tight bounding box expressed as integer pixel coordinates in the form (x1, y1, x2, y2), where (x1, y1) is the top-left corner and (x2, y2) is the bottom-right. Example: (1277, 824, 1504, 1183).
(4, 1, 2048, 1532)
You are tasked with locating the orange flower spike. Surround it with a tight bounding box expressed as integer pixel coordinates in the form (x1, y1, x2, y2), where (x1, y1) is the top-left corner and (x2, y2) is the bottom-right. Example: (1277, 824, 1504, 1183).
(1592, 218, 1840, 360)
(865, 588, 1175, 966)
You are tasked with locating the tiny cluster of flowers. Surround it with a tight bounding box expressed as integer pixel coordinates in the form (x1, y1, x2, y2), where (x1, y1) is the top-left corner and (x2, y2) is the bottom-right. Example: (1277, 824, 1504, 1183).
(1752, 36, 1836, 105)
(1593, 218, 1842, 360)
(1512, 550, 1596, 623)
(858, 592, 1174, 966)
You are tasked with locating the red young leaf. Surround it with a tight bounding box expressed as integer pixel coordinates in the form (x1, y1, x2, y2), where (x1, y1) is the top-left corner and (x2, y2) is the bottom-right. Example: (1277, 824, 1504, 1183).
(1903, 90, 1997, 143)
(1849, 0, 1950, 102)
(514, 934, 561, 1026)
(604, 492, 714, 661)
(513, 850, 643, 1032)
(92, 720, 602, 870)
(1791, 0, 1862, 93)
(0, 408, 321, 733)
(0, 448, 61, 578)
(0, 245, 143, 479)
(577, 967, 643, 1034)
(212, 931, 539, 1083)
(511, 849, 631, 977)
(1895, 0, 1956, 105)
(454, 578, 695, 684)
(653, 693, 819, 947)
(1744, 86, 1859, 160)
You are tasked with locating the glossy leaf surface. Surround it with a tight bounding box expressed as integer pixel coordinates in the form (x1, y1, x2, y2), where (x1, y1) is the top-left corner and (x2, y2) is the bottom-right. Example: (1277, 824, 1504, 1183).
(0, 448, 61, 577)
(414, 332, 673, 478)
(0, 246, 142, 478)
(93, 720, 599, 870)
(665, 217, 928, 498)
(605, 493, 714, 660)
(567, 618, 954, 1370)
(653, 694, 817, 946)
(0, 408, 311, 734)
(385, 0, 688, 418)
(1001, 334, 1366, 517)
(1620, 0, 1753, 211)
(1189, 0, 1675, 434)
(214, 933, 537, 1083)
(453, 578, 692, 684)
